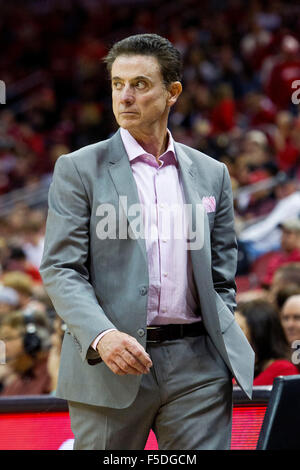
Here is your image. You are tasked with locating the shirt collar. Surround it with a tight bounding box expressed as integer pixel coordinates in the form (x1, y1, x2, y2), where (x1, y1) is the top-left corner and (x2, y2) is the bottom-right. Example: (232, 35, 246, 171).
(120, 127, 177, 166)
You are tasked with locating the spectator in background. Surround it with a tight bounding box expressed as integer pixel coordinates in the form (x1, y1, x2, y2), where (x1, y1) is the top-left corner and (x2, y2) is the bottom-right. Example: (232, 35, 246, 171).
(269, 262, 300, 307)
(265, 35, 300, 111)
(0, 309, 52, 396)
(272, 111, 300, 174)
(236, 299, 299, 385)
(209, 83, 236, 136)
(280, 295, 300, 348)
(0, 270, 47, 325)
(0, 285, 20, 321)
(240, 130, 271, 171)
(238, 174, 300, 261)
(262, 219, 300, 287)
(20, 210, 45, 270)
(3, 204, 32, 244)
(240, 16, 273, 71)
(1, 271, 35, 309)
(275, 284, 300, 311)
(2, 245, 42, 283)
(242, 90, 277, 129)
(233, 130, 276, 223)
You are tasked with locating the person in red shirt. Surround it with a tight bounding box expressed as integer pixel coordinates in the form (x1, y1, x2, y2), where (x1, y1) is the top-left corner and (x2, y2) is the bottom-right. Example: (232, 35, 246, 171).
(235, 299, 298, 386)
(265, 35, 300, 110)
(263, 219, 300, 287)
(272, 112, 300, 173)
(209, 83, 236, 135)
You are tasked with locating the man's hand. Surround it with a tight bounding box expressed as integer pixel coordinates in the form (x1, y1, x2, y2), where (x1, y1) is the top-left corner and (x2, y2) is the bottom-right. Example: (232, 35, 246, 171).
(96, 330, 153, 376)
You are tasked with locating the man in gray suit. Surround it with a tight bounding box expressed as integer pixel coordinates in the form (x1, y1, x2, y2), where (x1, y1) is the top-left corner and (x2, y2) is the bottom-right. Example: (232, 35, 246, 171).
(40, 34, 254, 450)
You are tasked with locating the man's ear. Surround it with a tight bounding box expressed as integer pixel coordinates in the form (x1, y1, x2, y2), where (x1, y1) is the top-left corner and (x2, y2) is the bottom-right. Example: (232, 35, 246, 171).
(167, 81, 182, 107)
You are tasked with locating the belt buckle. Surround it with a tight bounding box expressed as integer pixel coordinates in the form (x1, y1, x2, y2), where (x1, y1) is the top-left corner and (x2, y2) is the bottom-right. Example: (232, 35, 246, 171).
(146, 326, 163, 344)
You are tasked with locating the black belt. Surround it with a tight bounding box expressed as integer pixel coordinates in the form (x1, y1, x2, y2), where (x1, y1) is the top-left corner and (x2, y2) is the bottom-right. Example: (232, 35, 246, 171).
(146, 322, 206, 344)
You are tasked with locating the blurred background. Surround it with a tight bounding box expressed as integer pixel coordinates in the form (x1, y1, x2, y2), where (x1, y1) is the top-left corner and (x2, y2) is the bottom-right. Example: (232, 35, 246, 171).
(0, 0, 300, 397)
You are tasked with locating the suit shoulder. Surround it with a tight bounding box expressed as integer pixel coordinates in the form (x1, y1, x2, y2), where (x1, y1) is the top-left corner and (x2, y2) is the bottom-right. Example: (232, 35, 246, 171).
(56, 137, 111, 167)
(176, 142, 224, 170)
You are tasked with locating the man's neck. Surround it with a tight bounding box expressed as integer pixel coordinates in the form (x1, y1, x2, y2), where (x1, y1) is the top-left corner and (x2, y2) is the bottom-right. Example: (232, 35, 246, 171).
(127, 127, 169, 161)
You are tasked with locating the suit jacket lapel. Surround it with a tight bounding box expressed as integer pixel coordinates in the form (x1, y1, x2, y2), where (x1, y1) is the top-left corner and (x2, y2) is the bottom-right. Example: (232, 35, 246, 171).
(107, 130, 148, 266)
(174, 142, 210, 261)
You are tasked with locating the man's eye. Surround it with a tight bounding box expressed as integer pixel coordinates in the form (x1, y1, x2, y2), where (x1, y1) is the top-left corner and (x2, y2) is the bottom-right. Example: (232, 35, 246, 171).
(113, 82, 123, 90)
(136, 81, 146, 89)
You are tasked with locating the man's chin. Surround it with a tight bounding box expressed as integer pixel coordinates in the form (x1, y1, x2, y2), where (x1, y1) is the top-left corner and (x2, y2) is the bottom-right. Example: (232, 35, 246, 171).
(119, 113, 139, 122)
(118, 119, 138, 132)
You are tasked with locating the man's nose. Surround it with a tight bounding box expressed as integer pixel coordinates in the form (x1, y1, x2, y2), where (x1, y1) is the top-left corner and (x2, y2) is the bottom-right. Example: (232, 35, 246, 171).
(120, 84, 134, 104)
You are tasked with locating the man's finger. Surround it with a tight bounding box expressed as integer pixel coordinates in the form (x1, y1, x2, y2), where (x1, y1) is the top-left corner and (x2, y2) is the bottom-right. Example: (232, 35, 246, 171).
(108, 361, 126, 376)
(124, 342, 153, 369)
(121, 350, 150, 374)
(114, 354, 145, 375)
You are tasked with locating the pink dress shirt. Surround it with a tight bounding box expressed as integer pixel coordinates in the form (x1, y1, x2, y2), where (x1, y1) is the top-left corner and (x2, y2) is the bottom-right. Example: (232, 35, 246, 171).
(92, 127, 201, 350)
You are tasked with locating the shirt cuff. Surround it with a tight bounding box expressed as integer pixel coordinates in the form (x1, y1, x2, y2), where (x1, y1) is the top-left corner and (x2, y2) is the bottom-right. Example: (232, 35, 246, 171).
(91, 329, 117, 351)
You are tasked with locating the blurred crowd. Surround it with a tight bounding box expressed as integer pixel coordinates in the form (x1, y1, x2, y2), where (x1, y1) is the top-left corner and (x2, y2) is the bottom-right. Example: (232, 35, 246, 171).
(0, 0, 300, 396)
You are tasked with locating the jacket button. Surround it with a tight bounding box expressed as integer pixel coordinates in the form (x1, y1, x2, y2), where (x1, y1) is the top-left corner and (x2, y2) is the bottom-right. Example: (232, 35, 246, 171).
(139, 286, 148, 296)
(137, 328, 145, 337)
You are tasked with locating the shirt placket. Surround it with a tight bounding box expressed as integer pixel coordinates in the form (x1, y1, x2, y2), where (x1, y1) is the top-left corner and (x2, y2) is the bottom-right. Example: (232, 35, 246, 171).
(155, 164, 173, 320)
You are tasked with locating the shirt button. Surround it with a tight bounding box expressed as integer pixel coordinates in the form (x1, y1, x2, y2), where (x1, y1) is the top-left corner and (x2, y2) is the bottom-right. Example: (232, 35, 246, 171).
(163, 272, 168, 277)
(162, 239, 167, 243)
(137, 328, 145, 337)
(161, 308, 167, 313)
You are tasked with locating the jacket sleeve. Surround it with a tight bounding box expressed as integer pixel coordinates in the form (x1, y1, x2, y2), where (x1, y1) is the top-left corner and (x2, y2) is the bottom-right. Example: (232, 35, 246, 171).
(39, 154, 116, 363)
(210, 163, 237, 314)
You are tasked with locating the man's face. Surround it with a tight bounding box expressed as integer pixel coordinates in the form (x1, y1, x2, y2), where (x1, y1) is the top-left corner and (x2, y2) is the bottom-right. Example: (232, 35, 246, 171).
(281, 229, 300, 252)
(280, 296, 300, 345)
(111, 54, 174, 136)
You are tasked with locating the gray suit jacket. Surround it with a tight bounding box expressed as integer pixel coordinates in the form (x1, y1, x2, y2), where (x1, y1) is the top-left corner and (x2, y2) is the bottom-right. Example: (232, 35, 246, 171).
(39, 129, 254, 407)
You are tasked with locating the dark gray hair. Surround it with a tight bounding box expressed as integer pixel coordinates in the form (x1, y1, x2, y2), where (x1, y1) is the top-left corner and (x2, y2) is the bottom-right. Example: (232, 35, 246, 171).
(103, 33, 182, 86)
